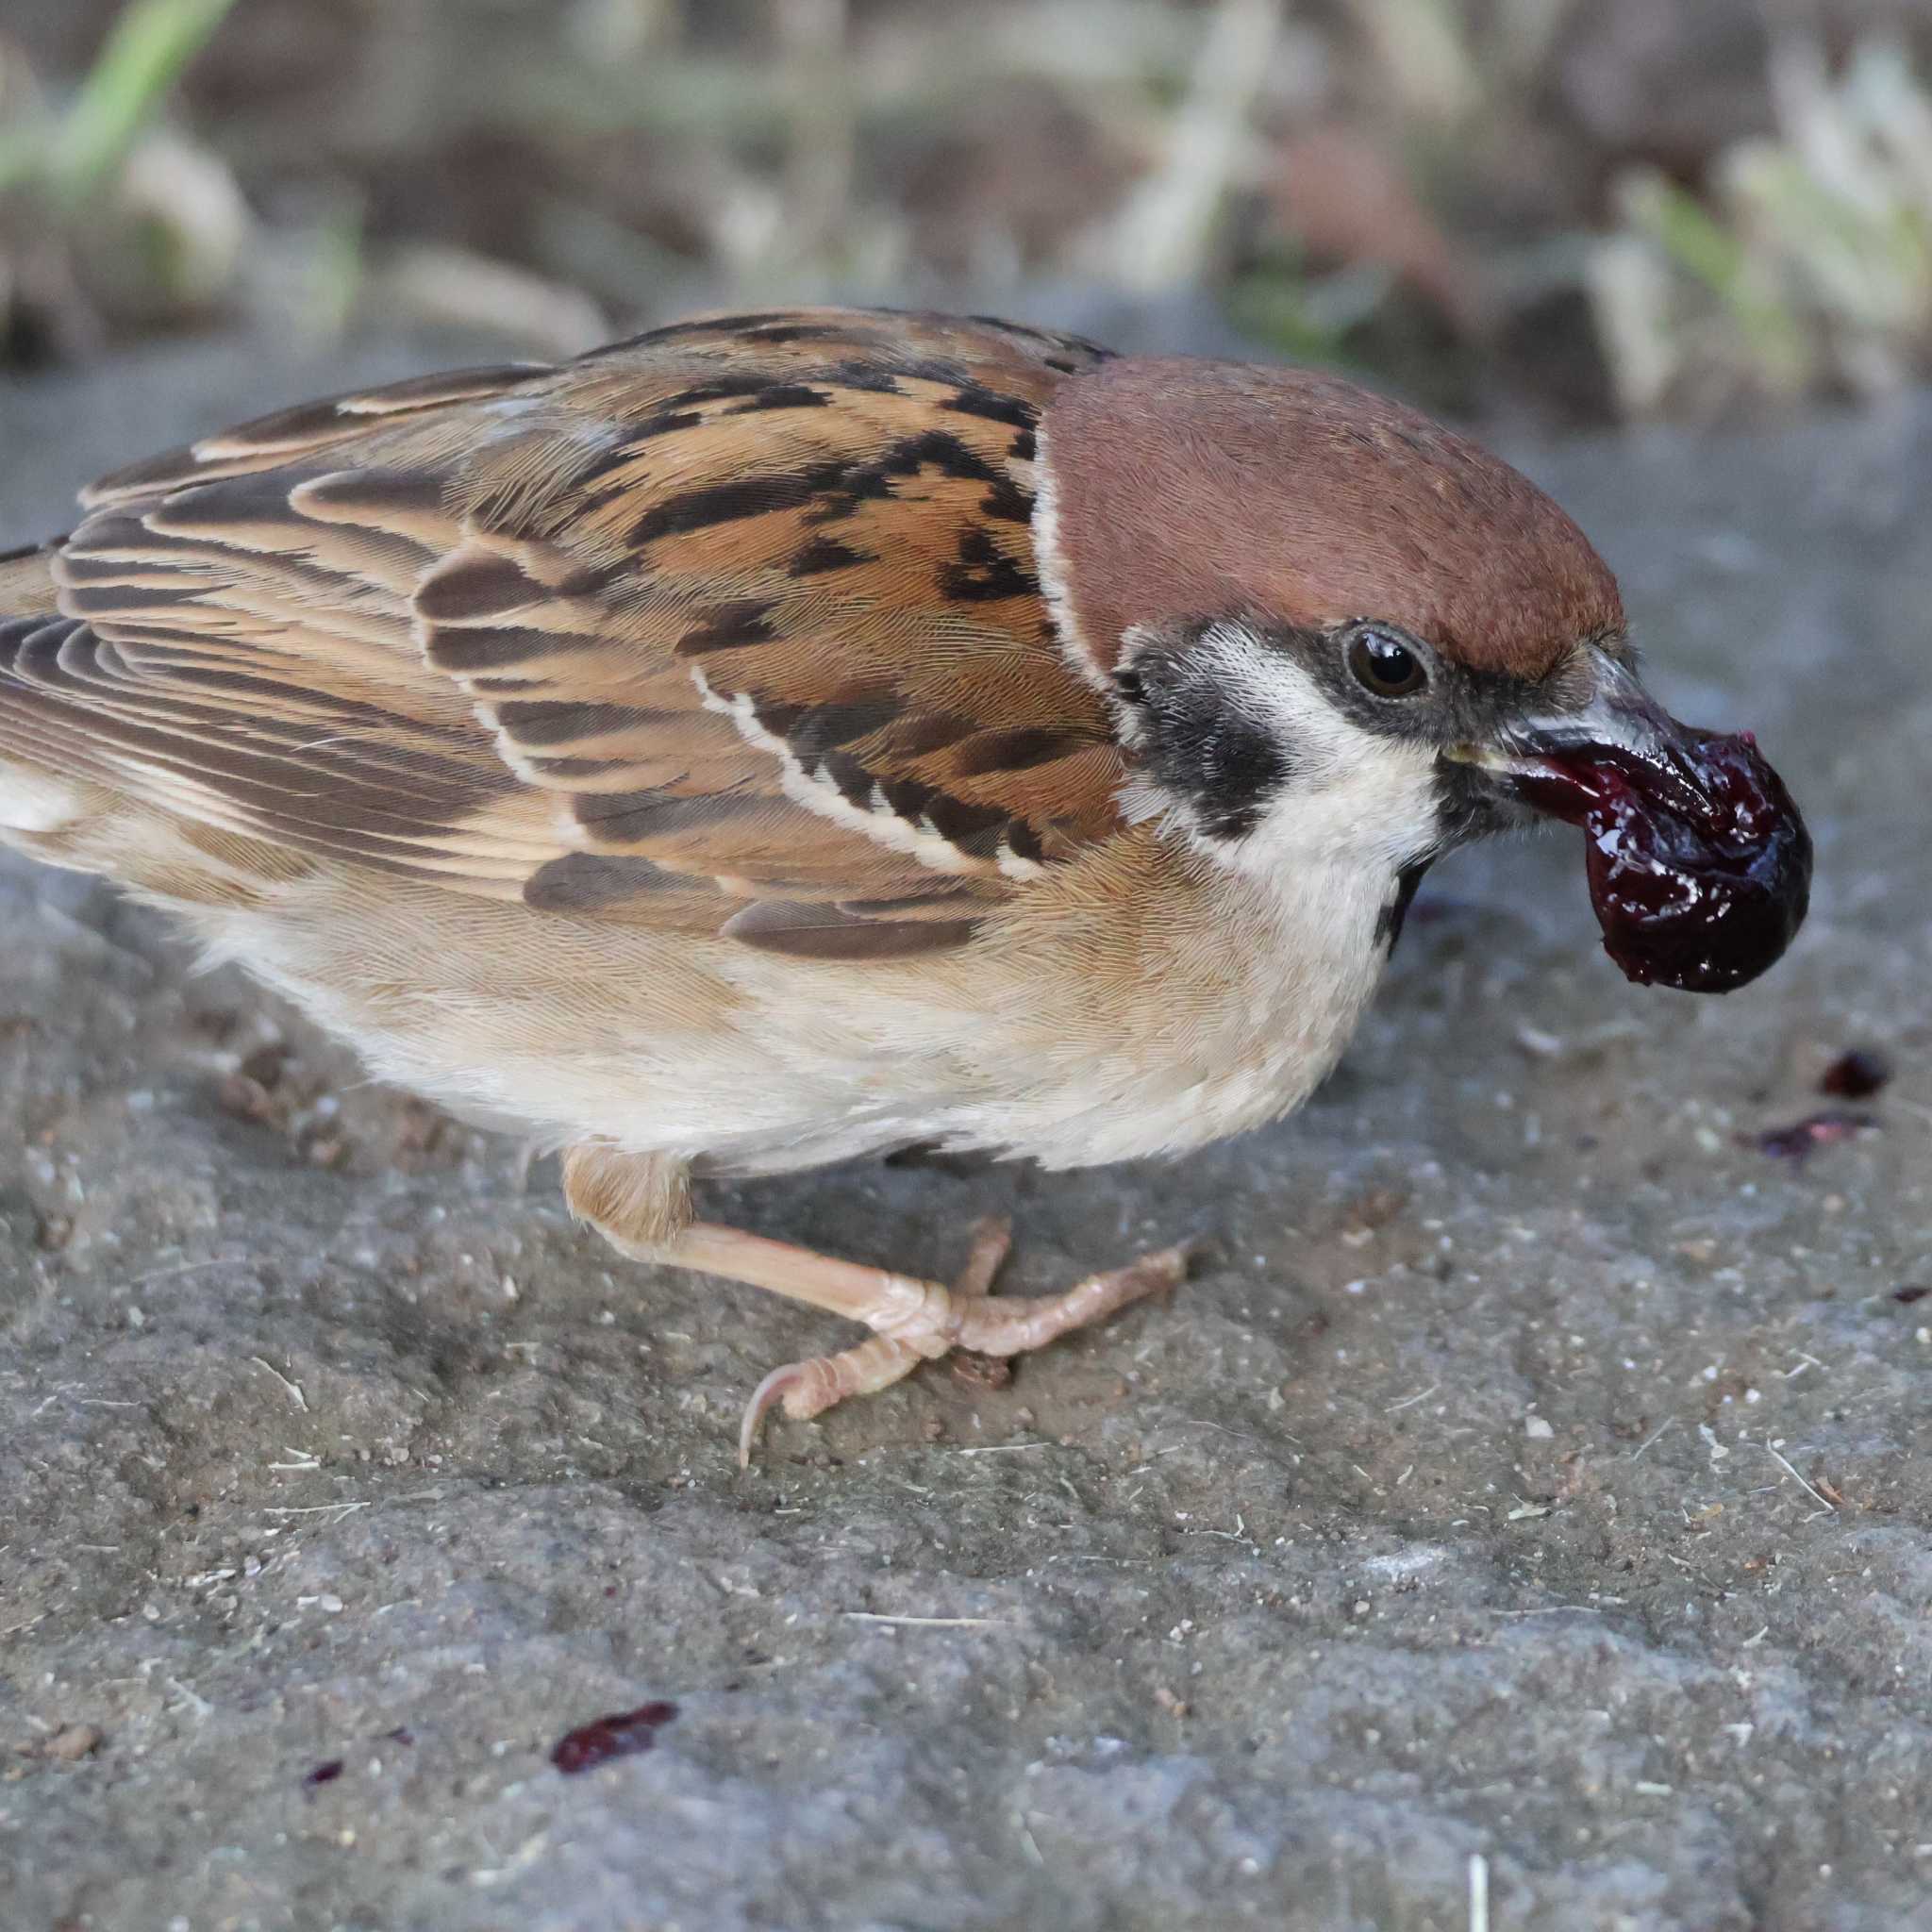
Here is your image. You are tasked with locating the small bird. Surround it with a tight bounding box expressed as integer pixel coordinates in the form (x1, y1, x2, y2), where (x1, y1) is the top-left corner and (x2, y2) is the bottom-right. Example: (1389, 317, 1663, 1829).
(0, 308, 1809, 1460)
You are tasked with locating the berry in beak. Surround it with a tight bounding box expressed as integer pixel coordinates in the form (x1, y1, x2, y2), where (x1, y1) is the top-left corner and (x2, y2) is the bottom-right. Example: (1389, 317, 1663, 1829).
(1459, 658, 1811, 992)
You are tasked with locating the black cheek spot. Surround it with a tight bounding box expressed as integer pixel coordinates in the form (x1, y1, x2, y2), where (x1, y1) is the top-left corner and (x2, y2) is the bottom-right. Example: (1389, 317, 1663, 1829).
(1135, 657, 1291, 841)
(1190, 726, 1291, 839)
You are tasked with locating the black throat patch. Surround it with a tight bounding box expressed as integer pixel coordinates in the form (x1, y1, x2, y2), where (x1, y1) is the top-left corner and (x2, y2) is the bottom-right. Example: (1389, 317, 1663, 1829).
(1374, 856, 1435, 952)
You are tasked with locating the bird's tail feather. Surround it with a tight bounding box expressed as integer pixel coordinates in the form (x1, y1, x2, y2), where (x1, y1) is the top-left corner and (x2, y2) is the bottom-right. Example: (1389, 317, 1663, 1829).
(0, 541, 105, 848)
(0, 543, 309, 908)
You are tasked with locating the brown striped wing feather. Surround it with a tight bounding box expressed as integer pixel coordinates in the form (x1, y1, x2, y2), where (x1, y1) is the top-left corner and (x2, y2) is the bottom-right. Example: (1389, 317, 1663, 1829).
(2, 310, 1129, 958)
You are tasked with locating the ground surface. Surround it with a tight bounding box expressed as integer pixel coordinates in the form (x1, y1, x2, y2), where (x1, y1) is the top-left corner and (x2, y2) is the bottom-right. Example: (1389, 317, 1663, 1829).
(0, 339, 1928, 1932)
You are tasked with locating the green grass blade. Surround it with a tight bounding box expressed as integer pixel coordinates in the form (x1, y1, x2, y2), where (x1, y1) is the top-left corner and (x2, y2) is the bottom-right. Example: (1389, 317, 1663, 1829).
(46, 0, 240, 207)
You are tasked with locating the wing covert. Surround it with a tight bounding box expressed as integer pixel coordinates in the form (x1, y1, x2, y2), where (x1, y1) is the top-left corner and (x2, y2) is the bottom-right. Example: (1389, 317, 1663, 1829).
(7, 308, 1128, 956)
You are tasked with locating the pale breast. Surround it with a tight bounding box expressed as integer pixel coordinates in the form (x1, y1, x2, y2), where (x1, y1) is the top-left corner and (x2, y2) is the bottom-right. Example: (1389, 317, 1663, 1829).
(912, 826, 1396, 1171)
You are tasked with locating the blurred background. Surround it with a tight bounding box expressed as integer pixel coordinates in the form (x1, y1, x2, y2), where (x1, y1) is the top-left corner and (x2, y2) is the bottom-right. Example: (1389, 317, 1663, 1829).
(4, 0, 1932, 431)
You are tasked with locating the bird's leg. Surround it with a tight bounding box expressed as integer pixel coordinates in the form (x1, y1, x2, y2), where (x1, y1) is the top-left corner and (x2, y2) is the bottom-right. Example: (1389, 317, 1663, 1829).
(559, 1145, 1187, 1463)
(948, 1212, 1017, 1301)
(736, 1212, 1012, 1463)
(560, 1143, 695, 1257)
(680, 1218, 1186, 1464)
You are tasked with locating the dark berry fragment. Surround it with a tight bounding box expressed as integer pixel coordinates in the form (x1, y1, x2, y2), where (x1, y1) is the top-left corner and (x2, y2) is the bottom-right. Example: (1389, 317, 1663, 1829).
(551, 1700, 678, 1774)
(1820, 1049, 1890, 1099)
(1753, 1110, 1873, 1160)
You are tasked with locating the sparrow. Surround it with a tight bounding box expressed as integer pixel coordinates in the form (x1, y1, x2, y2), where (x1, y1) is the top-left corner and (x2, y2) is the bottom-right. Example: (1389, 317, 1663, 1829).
(0, 307, 1810, 1461)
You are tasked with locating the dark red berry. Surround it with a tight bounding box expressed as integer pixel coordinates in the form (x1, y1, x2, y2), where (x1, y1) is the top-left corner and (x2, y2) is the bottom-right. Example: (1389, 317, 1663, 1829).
(1510, 728, 1810, 993)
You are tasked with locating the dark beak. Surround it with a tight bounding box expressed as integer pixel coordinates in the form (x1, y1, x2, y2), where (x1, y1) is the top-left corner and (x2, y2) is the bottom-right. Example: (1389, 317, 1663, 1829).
(1452, 652, 1812, 993)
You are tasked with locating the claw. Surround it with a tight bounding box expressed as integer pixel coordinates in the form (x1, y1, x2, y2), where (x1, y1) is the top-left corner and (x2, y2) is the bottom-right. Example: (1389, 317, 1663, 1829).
(739, 1336, 924, 1464)
(739, 1360, 806, 1468)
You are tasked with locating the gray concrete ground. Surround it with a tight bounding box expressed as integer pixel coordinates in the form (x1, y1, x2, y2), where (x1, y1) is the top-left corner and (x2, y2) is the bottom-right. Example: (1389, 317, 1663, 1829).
(0, 337, 1928, 1932)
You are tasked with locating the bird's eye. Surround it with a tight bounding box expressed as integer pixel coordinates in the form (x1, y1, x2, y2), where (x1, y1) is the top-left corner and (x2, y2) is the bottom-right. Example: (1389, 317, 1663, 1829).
(1347, 628, 1429, 699)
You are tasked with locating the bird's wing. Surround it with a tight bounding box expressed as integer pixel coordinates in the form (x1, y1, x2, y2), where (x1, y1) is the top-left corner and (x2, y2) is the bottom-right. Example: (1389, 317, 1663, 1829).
(0, 309, 1127, 958)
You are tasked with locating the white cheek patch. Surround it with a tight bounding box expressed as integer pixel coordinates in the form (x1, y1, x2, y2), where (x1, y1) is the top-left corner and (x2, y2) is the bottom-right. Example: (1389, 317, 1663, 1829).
(1183, 624, 1443, 881)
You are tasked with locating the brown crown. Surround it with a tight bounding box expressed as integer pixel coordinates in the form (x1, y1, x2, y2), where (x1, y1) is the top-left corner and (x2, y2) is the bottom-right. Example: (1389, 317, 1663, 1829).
(1041, 358, 1624, 682)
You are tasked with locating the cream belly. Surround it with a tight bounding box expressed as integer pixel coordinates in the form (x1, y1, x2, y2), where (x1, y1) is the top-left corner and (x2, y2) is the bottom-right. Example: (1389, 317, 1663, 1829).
(167, 822, 1396, 1178)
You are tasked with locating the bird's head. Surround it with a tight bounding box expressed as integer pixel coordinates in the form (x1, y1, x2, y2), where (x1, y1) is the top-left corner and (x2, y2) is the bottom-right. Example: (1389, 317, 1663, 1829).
(1037, 358, 1810, 992)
